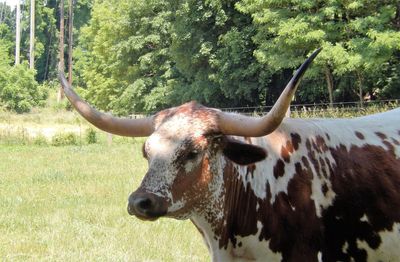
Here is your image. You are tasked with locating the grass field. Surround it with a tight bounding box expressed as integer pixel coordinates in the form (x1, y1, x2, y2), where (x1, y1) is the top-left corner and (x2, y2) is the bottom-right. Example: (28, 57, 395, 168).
(1, 100, 398, 261)
(0, 143, 209, 261)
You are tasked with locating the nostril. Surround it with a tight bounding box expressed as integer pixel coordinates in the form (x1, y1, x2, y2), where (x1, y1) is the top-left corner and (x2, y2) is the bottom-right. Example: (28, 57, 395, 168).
(137, 197, 152, 210)
(132, 196, 154, 215)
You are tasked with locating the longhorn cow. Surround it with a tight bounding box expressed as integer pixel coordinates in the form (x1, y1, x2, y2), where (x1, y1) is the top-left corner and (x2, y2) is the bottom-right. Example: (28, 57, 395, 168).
(59, 49, 400, 261)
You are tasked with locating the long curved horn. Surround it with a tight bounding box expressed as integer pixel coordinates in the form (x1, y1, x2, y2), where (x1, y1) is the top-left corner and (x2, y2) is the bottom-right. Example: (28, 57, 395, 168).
(58, 72, 154, 137)
(218, 48, 322, 137)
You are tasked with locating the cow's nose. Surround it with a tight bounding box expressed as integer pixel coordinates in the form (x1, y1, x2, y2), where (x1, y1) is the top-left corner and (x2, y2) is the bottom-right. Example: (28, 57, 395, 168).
(127, 192, 167, 220)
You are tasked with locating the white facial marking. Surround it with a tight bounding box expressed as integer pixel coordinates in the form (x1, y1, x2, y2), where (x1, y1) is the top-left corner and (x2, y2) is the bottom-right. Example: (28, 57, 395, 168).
(360, 214, 369, 223)
(318, 252, 322, 262)
(167, 200, 185, 213)
(141, 114, 206, 210)
(342, 241, 349, 253)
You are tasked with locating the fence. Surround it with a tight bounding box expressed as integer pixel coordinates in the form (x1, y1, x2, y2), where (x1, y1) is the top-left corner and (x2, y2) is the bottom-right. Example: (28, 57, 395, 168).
(219, 99, 400, 118)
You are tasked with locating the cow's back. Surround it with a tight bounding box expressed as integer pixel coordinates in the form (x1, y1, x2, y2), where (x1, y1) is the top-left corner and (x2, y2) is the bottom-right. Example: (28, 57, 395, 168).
(231, 109, 400, 261)
(276, 108, 400, 261)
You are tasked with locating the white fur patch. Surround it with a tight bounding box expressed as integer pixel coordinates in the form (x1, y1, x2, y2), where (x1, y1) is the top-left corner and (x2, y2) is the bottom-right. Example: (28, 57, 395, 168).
(356, 223, 400, 261)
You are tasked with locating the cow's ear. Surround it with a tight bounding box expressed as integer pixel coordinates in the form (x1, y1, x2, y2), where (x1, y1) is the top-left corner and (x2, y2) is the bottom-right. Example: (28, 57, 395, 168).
(222, 137, 267, 165)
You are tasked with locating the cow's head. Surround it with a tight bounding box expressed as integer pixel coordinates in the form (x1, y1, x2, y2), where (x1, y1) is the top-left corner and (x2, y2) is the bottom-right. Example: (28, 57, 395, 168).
(59, 49, 321, 221)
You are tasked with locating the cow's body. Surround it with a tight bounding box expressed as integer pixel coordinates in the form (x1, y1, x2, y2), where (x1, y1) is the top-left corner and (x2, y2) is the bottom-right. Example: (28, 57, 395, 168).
(188, 108, 400, 261)
(59, 49, 400, 261)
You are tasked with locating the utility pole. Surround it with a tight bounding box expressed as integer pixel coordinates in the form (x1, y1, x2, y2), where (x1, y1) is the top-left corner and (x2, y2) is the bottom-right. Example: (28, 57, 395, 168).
(15, 0, 21, 65)
(67, 0, 74, 85)
(29, 0, 35, 69)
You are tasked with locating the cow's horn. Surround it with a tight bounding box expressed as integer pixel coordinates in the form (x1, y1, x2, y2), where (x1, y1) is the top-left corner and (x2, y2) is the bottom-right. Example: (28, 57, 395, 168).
(218, 48, 321, 137)
(58, 72, 154, 137)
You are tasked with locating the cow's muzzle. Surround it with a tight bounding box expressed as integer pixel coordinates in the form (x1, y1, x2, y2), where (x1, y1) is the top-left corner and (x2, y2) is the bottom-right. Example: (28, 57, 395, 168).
(127, 191, 168, 221)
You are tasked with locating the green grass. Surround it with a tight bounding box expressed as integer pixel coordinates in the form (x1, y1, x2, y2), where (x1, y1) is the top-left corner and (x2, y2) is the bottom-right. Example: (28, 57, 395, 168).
(0, 144, 209, 261)
(0, 100, 397, 261)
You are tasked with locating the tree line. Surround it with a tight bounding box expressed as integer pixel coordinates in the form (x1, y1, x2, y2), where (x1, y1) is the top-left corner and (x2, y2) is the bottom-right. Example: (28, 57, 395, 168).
(0, 0, 399, 114)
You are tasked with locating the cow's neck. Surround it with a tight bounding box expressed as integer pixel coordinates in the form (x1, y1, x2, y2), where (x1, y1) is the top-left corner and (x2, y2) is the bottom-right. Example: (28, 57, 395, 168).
(189, 131, 325, 261)
(190, 151, 281, 261)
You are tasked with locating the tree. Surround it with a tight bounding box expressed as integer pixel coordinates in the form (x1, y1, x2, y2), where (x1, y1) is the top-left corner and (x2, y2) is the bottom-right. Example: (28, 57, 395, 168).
(17, 0, 60, 81)
(77, 0, 264, 114)
(77, 0, 176, 114)
(73, 0, 400, 115)
(170, 0, 263, 108)
(0, 3, 14, 65)
(237, 0, 400, 105)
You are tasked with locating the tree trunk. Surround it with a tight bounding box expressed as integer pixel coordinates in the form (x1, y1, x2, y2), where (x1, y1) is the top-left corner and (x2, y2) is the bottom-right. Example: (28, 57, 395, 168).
(29, 0, 35, 69)
(44, 28, 53, 80)
(324, 66, 334, 108)
(68, 0, 74, 85)
(15, 1, 21, 65)
(0, 3, 4, 23)
(57, 0, 65, 102)
(394, 2, 400, 30)
(356, 71, 364, 107)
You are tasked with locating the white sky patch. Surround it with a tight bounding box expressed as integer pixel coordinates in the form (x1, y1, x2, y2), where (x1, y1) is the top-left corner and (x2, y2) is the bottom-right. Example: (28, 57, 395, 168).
(2, 0, 17, 8)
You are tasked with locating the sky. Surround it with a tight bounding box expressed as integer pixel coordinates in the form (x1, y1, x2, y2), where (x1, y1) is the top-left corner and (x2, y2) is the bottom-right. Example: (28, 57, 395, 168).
(2, 0, 17, 8)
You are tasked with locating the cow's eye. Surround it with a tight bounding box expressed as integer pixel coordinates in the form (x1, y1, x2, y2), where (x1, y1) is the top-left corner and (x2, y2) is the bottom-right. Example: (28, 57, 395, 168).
(186, 150, 199, 161)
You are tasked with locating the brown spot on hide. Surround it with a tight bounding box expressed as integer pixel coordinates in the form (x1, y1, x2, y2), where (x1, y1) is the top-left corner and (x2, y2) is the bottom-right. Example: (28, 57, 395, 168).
(315, 136, 329, 152)
(323, 143, 400, 261)
(392, 137, 400, 146)
(280, 139, 295, 163)
(322, 183, 329, 196)
(375, 132, 387, 140)
(170, 154, 213, 215)
(291, 133, 302, 150)
(281, 146, 291, 163)
(373, 131, 396, 156)
(302, 156, 310, 169)
(355, 131, 365, 140)
(325, 133, 331, 141)
(246, 164, 256, 179)
(306, 139, 312, 151)
(382, 141, 396, 155)
(319, 157, 328, 179)
(273, 159, 285, 179)
(306, 139, 319, 179)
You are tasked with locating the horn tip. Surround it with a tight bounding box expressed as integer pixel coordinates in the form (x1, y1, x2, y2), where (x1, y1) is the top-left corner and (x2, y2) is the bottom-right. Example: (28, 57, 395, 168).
(290, 47, 322, 88)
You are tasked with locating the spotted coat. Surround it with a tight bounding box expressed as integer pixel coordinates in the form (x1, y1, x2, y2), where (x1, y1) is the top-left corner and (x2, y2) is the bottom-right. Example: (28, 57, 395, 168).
(128, 103, 400, 262)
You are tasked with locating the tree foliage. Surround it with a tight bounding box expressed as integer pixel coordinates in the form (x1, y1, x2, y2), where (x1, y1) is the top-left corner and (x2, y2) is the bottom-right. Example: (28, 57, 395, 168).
(75, 0, 399, 114)
(0, 0, 399, 114)
(0, 61, 47, 113)
(237, 0, 400, 103)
